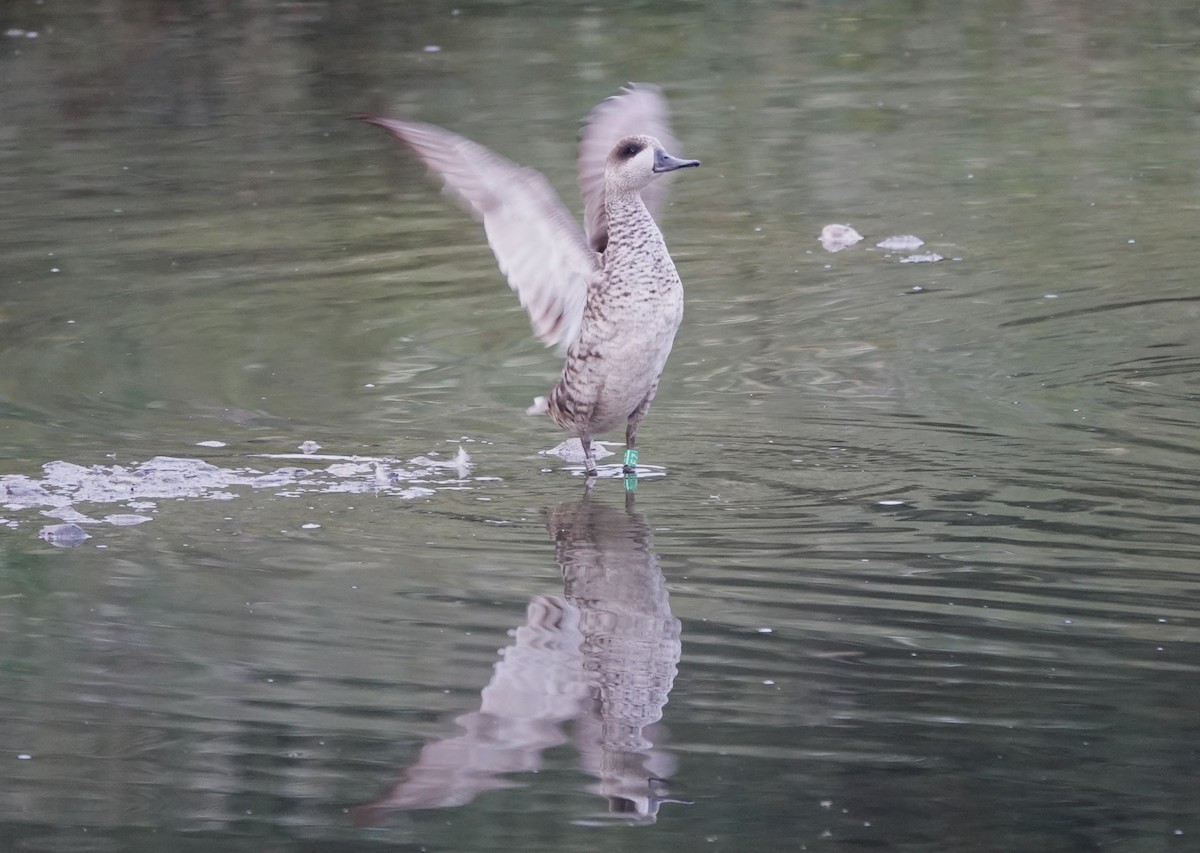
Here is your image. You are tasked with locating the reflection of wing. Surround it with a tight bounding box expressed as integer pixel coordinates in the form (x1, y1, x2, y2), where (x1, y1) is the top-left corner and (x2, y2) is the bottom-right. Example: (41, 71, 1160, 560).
(356, 494, 684, 825)
(359, 116, 597, 352)
(577, 83, 681, 253)
(353, 596, 587, 823)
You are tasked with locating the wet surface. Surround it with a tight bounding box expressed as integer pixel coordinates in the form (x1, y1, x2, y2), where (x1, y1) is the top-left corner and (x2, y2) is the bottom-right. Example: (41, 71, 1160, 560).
(2, 1, 1200, 851)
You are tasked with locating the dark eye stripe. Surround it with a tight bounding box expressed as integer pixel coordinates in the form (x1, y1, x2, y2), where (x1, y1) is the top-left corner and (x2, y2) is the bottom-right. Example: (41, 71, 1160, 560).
(618, 141, 643, 159)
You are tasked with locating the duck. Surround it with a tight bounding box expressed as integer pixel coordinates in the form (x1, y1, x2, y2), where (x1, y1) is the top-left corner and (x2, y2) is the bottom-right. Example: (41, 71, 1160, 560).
(357, 84, 699, 477)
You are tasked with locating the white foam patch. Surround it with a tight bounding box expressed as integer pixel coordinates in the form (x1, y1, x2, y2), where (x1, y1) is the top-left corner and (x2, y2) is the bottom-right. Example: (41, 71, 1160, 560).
(2, 446, 475, 544)
(819, 223, 863, 253)
(541, 438, 617, 463)
(876, 234, 925, 251)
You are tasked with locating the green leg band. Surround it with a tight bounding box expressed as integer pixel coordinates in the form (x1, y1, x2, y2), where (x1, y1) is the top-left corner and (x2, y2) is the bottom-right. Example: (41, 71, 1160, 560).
(623, 449, 639, 468)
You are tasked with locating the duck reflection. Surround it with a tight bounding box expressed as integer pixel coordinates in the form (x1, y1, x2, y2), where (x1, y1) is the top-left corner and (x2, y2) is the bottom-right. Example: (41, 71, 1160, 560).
(355, 491, 683, 825)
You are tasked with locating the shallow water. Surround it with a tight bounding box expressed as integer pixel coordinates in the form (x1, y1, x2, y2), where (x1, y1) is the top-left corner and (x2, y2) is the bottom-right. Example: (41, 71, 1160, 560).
(3, 1, 1199, 851)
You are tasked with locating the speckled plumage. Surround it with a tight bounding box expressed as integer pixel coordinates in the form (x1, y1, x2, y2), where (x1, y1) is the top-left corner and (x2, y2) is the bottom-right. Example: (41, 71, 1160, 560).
(358, 85, 699, 476)
(542, 182, 686, 459)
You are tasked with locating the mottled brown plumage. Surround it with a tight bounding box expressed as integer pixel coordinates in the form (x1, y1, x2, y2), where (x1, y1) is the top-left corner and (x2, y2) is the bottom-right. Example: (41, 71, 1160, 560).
(358, 84, 699, 476)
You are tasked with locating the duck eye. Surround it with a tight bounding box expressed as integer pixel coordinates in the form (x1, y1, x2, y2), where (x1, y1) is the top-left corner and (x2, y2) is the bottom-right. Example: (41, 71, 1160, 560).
(618, 141, 643, 159)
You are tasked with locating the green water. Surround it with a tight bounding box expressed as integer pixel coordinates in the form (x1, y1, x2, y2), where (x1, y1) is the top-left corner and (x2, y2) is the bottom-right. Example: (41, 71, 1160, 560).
(2, 1, 1199, 851)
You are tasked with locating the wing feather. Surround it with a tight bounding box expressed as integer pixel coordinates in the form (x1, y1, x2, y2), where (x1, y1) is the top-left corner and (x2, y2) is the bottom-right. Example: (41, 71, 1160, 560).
(577, 83, 680, 253)
(358, 115, 597, 352)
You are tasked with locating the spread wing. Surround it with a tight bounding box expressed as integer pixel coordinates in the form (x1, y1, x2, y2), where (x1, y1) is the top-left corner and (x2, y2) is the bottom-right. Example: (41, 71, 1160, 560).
(577, 83, 681, 253)
(358, 115, 598, 352)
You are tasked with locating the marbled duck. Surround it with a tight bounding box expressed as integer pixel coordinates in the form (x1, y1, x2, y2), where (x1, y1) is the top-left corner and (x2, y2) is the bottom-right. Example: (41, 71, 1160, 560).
(358, 84, 699, 476)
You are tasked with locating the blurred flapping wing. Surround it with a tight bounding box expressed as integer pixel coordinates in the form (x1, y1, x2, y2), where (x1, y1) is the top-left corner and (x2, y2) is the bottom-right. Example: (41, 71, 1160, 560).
(577, 83, 680, 253)
(359, 115, 597, 351)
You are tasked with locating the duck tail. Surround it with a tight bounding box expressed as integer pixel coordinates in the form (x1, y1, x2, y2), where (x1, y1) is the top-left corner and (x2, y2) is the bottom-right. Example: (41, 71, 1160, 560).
(525, 396, 549, 416)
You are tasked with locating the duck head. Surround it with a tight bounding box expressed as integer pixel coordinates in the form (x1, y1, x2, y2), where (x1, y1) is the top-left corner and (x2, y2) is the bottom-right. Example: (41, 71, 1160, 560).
(605, 134, 700, 194)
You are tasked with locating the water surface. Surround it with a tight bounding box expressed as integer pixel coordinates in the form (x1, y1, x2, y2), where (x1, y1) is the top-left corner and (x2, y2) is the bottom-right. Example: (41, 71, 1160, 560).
(2, 2, 1199, 851)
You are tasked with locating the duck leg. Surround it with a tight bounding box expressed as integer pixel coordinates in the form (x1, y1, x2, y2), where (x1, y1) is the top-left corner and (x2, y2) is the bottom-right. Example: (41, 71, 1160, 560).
(581, 432, 599, 477)
(623, 420, 640, 474)
(623, 381, 661, 473)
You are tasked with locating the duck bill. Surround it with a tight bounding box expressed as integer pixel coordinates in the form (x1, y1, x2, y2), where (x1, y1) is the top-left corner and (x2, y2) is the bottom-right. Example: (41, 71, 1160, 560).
(652, 149, 701, 173)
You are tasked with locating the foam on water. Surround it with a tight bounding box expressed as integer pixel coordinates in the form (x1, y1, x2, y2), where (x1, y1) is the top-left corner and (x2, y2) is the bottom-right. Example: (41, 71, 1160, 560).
(1, 446, 475, 544)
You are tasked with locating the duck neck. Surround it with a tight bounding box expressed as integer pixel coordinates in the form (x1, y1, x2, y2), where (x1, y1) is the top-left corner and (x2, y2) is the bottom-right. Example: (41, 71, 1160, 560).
(603, 189, 664, 258)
